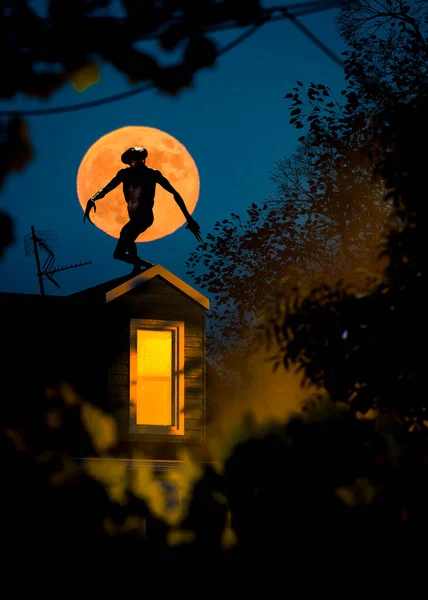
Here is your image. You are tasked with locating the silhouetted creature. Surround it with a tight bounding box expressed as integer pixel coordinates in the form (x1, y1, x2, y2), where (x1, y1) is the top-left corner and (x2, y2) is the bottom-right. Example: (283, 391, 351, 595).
(84, 146, 202, 274)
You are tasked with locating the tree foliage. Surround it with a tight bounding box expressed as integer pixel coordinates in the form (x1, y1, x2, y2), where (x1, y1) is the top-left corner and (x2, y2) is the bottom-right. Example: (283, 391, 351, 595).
(187, 0, 427, 376)
(2, 0, 265, 102)
(0, 0, 267, 254)
(263, 0, 427, 425)
(186, 87, 390, 370)
(0, 0, 267, 186)
(3, 381, 428, 589)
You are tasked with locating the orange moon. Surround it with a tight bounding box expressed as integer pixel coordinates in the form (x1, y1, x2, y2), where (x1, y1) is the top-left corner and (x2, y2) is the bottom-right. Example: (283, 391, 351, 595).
(76, 126, 200, 242)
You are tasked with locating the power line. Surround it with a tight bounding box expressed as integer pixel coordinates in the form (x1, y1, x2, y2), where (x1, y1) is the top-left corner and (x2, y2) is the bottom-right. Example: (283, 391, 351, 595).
(216, 16, 269, 57)
(0, 1, 343, 118)
(133, 1, 341, 37)
(286, 11, 345, 68)
(0, 82, 156, 117)
(0, 23, 266, 118)
(1, 2, 341, 38)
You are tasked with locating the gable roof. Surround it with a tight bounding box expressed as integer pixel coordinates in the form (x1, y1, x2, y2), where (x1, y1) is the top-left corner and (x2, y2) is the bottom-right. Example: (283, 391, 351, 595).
(71, 264, 210, 310)
(106, 264, 210, 309)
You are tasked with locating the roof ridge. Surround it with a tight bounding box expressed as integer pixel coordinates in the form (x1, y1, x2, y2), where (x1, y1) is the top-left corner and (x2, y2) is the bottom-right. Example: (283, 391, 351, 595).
(106, 264, 210, 310)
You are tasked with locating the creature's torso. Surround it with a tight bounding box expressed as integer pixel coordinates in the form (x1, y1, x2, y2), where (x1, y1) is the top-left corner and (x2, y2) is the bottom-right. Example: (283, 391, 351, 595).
(121, 165, 160, 214)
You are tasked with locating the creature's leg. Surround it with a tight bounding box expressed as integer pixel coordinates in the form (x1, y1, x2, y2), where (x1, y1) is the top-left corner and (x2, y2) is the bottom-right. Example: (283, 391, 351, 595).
(113, 221, 137, 266)
(125, 239, 142, 264)
(130, 212, 155, 270)
(114, 214, 154, 271)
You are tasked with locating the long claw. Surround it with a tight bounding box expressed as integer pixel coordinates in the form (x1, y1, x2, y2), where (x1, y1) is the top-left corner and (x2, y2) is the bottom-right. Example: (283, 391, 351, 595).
(186, 221, 202, 243)
(83, 200, 96, 225)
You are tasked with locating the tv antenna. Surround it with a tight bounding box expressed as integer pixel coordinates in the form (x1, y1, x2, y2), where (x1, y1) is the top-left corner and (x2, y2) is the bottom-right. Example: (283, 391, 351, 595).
(24, 225, 92, 295)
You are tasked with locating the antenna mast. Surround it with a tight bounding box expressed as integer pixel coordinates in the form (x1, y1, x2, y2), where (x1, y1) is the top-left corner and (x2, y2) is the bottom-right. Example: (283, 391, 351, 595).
(24, 226, 92, 295)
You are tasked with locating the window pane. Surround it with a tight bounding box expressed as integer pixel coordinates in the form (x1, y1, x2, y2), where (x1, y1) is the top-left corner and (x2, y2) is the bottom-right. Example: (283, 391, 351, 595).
(137, 379, 172, 426)
(137, 330, 172, 377)
(136, 329, 173, 426)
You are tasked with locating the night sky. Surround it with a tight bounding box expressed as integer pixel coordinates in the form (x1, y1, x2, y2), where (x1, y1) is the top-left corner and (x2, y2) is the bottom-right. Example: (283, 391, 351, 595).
(0, 2, 346, 297)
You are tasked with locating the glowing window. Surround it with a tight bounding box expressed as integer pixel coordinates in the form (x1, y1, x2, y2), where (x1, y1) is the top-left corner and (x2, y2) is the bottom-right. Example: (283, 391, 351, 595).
(136, 329, 172, 426)
(130, 319, 184, 435)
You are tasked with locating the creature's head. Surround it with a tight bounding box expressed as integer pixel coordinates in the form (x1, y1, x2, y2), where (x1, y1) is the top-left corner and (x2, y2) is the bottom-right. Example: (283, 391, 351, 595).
(121, 146, 148, 166)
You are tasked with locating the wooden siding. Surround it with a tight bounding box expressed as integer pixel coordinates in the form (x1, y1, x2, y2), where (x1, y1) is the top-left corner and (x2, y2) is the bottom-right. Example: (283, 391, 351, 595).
(106, 275, 206, 448)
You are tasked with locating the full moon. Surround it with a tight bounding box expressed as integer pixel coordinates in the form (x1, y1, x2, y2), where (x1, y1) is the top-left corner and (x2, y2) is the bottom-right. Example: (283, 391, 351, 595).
(76, 126, 200, 242)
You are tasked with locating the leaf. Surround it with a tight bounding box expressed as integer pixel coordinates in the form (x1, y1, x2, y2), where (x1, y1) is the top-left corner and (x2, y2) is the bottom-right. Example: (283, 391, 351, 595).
(2, 117, 34, 178)
(81, 402, 117, 452)
(184, 36, 217, 69)
(70, 62, 101, 92)
(0, 210, 14, 259)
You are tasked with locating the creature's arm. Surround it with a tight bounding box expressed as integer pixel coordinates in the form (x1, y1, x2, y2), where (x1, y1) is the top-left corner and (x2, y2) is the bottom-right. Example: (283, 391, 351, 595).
(157, 173, 191, 219)
(90, 171, 124, 202)
(157, 172, 202, 242)
(84, 171, 124, 224)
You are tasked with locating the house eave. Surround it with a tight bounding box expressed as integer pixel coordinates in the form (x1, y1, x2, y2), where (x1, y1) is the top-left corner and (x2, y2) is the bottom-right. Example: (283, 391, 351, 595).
(105, 264, 210, 310)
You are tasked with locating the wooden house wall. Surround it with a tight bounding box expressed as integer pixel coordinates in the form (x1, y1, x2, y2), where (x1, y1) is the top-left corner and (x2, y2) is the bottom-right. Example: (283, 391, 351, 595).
(105, 276, 206, 450)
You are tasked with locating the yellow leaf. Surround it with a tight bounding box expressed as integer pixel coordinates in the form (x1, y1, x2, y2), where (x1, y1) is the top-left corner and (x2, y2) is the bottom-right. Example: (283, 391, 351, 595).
(85, 458, 126, 504)
(221, 510, 237, 550)
(81, 402, 117, 452)
(167, 528, 195, 547)
(70, 62, 101, 92)
(129, 458, 168, 520)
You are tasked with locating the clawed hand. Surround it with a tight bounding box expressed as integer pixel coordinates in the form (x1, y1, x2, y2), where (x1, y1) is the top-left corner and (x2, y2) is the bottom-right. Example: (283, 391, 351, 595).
(186, 216, 203, 243)
(83, 199, 96, 224)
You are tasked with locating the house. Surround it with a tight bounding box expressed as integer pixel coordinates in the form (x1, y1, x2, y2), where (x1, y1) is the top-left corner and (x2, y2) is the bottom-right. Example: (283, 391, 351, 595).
(1, 265, 211, 466)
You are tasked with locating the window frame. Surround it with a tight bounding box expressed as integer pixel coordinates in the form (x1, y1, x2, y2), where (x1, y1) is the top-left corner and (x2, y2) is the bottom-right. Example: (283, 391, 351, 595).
(129, 318, 185, 436)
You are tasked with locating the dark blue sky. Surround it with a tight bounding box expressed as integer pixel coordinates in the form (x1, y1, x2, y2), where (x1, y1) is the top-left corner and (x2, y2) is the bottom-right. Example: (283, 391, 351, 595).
(0, 3, 347, 297)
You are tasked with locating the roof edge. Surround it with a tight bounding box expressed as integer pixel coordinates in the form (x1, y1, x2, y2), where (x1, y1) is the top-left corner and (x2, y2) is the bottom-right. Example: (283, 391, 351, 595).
(105, 264, 210, 310)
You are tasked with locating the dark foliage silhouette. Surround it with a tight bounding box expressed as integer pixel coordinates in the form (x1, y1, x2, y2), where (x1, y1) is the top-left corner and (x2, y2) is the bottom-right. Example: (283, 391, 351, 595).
(262, 0, 427, 426)
(0, 210, 14, 258)
(0, 0, 328, 249)
(0, 1, 339, 189)
(187, 0, 427, 375)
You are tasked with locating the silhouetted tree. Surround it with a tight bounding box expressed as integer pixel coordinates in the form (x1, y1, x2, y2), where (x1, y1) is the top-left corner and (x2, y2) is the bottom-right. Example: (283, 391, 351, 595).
(221, 399, 428, 586)
(264, 0, 427, 425)
(186, 82, 390, 369)
(187, 0, 427, 373)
